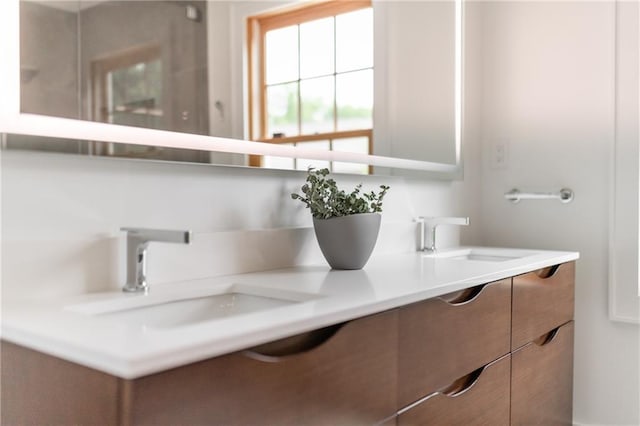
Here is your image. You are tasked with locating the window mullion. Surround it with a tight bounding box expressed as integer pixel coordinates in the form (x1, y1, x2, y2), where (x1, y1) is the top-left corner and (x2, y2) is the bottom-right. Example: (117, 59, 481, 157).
(329, 137, 334, 172)
(297, 25, 302, 137)
(332, 16, 338, 135)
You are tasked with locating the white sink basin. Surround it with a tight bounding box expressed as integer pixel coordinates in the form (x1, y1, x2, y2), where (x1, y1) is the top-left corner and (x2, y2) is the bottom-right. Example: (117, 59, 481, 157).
(65, 284, 318, 329)
(423, 247, 538, 262)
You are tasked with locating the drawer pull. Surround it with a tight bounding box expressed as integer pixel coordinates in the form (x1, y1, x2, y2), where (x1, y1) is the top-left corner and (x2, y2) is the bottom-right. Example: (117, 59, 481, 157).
(438, 284, 488, 306)
(399, 364, 487, 414)
(533, 326, 560, 346)
(243, 324, 343, 361)
(535, 264, 560, 279)
(441, 365, 485, 397)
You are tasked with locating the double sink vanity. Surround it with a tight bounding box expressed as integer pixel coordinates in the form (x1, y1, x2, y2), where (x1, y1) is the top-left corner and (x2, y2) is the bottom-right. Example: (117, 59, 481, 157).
(2, 246, 578, 425)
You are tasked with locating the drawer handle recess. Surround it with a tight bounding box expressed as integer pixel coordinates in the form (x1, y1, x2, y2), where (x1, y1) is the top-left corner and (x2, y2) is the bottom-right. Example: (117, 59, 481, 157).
(242, 323, 343, 362)
(535, 264, 560, 279)
(441, 365, 485, 397)
(438, 284, 488, 306)
(533, 326, 561, 346)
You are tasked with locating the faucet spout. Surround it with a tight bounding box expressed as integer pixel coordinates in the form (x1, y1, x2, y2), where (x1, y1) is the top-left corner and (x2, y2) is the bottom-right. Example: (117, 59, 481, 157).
(416, 216, 469, 252)
(121, 227, 192, 293)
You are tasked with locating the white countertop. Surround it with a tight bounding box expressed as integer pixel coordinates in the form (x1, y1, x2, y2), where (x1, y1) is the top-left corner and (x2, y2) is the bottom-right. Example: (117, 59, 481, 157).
(1, 247, 578, 379)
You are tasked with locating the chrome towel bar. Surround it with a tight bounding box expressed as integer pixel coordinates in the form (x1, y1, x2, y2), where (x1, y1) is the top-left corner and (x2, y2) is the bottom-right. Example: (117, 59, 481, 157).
(504, 188, 574, 204)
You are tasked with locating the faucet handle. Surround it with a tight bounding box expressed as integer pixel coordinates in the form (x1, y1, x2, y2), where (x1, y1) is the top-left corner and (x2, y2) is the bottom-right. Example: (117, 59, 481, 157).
(424, 216, 469, 226)
(414, 217, 426, 251)
(418, 216, 469, 252)
(120, 227, 191, 244)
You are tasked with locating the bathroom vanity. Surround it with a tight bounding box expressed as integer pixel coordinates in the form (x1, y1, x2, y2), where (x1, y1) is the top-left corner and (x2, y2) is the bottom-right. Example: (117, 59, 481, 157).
(1, 248, 577, 425)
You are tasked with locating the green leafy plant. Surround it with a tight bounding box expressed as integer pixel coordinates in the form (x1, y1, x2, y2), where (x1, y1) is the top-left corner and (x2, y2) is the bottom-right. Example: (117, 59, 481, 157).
(291, 168, 390, 219)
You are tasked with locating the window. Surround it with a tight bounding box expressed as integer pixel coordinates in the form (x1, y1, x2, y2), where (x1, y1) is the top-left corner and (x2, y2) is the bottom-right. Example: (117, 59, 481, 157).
(247, 0, 372, 174)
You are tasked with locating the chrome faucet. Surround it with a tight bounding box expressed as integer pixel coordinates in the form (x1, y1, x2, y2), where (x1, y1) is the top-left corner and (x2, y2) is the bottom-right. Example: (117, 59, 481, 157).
(416, 217, 469, 252)
(121, 227, 192, 293)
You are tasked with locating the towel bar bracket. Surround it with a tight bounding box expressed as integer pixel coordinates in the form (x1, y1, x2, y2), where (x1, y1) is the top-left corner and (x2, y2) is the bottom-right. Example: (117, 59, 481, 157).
(504, 188, 574, 204)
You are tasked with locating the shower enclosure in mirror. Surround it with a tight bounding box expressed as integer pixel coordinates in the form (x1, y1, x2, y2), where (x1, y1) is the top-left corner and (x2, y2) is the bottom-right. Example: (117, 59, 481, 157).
(0, 0, 462, 177)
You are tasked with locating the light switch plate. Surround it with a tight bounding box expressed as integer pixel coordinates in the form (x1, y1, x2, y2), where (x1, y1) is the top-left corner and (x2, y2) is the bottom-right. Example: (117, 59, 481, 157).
(490, 141, 508, 170)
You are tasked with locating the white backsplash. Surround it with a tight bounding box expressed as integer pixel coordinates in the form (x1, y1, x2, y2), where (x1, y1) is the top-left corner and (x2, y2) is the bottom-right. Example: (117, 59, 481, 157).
(1, 150, 469, 300)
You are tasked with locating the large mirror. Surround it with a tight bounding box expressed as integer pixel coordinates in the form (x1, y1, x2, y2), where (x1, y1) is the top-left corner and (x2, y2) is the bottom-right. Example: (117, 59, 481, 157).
(2, 0, 462, 176)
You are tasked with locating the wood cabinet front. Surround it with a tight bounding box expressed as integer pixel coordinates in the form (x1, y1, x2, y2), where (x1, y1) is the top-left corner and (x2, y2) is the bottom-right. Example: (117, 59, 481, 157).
(1, 341, 120, 426)
(123, 310, 398, 426)
(512, 262, 575, 350)
(398, 354, 511, 426)
(1, 261, 577, 426)
(511, 321, 574, 426)
(398, 279, 512, 407)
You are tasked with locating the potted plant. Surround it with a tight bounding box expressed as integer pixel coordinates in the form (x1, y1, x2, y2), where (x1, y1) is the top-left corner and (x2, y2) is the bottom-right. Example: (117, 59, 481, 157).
(291, 168, 390, 270)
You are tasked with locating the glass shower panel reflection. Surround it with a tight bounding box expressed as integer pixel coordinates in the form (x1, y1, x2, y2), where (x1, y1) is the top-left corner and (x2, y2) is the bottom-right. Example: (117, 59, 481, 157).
(107, 59, 163, 129)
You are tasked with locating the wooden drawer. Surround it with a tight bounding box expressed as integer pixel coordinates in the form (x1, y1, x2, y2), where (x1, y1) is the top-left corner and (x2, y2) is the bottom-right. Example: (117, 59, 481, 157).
(511, 321, 574, 426)
(123, 310, 398, 426)
(380, 415, 398, 425)
(512, 262, 575, 350)
(398, 354, 511, 426)
(398, 279, 511, 407)
(1, 341, 119, 425)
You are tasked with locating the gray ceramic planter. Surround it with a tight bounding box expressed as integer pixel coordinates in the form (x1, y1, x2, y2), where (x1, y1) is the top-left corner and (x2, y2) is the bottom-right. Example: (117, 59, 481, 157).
(312, 213, 381, 270)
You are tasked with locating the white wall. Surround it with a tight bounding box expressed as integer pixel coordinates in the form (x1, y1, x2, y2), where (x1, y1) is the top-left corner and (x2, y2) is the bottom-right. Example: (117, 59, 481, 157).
(476, 2, 639, 425)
